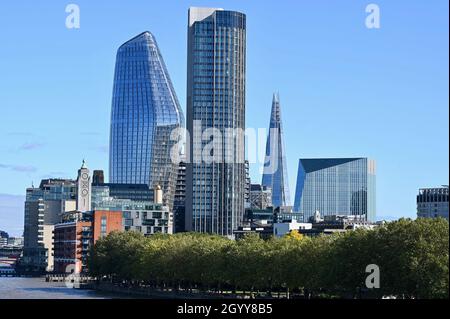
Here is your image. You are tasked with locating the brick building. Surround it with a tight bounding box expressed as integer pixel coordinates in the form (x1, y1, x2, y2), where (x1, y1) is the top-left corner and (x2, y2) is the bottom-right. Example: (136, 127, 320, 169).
(53, 210, 122, 273)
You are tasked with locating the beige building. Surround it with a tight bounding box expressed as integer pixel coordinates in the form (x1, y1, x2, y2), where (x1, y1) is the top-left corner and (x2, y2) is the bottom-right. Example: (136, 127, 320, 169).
(42, 225, 54, 271)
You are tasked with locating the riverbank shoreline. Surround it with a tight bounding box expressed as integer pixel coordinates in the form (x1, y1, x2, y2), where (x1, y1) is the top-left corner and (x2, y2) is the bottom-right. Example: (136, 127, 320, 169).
(84, 282, 241, 299)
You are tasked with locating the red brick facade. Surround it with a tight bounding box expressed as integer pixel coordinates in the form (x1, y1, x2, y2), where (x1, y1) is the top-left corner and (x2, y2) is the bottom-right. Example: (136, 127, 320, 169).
(92, 210, 122, 242)
(53, 210, 122, 274)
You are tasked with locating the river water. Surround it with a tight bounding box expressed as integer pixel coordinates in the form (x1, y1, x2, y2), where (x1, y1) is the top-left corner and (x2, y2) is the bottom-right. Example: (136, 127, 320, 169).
(0, 277, 116, 299)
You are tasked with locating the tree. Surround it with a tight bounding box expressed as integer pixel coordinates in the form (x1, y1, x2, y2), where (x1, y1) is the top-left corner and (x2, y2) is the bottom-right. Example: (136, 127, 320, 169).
(284, 229, 304, 241)
(88, 218, 449, 299)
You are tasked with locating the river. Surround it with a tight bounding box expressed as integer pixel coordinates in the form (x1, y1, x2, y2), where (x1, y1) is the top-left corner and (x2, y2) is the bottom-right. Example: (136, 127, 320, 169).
(0, 277, 118, 299)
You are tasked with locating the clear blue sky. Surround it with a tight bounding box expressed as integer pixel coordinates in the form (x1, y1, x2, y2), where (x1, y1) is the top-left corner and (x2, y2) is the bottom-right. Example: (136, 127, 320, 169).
(0, 0, 448, 236)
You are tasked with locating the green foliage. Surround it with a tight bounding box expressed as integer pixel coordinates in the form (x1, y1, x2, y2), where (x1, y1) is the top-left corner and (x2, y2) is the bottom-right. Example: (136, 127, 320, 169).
(89, 218, 449, 298)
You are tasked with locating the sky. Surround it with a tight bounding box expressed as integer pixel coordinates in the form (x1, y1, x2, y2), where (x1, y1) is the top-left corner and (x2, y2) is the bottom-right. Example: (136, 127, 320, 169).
(0, 0, 448, 236)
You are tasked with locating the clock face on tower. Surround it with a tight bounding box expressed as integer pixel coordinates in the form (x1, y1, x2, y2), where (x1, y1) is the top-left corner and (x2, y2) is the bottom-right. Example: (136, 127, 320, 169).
(78, 169, 90, 211)
(81, 173, 89, 197)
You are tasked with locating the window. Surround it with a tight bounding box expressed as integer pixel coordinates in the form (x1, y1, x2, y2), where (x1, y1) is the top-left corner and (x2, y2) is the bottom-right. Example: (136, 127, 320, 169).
(152, 212, 162, 219)
(100, 216, 107, 238)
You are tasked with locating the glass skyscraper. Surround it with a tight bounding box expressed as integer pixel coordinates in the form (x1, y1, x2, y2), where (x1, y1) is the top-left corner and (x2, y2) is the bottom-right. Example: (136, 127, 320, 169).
(293, 158, 376, 222)
(109, 31, 184, 209)
(185, 7, 246, 236)
(261, 93, 291, 208)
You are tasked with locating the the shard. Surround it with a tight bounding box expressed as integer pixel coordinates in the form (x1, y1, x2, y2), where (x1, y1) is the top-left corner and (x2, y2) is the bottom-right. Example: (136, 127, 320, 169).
(109, 31, 184, 208)
(261, 93, 291, 208)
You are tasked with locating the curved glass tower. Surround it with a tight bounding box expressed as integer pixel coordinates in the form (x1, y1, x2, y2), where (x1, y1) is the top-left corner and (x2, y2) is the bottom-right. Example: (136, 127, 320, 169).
(261, 93, 291, 208)
(109, 31, 184, 208)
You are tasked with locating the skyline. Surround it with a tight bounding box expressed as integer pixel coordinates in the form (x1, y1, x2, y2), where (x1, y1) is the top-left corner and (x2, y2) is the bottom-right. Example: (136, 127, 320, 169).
(0, 0, 449, 236)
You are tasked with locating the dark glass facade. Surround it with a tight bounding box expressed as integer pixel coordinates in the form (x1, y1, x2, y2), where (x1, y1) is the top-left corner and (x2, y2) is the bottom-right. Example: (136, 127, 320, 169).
(417, 187, 449, 220)
(293, 158, 376, 222)
(261, 93, 291, 208)
(92, 183, 154, 202)
(174, 161, 186, 233)
(186, 8, 246, 236)
(109, 31, 184, 209)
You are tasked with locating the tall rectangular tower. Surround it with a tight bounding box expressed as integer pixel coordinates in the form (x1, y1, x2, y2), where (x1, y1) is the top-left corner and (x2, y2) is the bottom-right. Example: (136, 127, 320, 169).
(186, 7, 246, 236)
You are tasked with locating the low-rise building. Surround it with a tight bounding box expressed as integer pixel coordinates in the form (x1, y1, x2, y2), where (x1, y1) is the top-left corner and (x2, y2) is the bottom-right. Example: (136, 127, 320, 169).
(53, 210, 122, 273)
(273, 221, 312, 238)
(0, 231, 9, 247)
(299, 214, 376, 237)
(122, 203, 172, 235)
(234, 223, 273, 240)
(53, 220, 91, 274)
(93, 183, 173, 235)
(417, 186, 449, 220)
(7, 237, 24, 247)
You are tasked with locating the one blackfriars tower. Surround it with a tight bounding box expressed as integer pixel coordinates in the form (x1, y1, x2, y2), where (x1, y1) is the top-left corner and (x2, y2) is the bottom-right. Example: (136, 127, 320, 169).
(185, 7, 246, 236)
(109, 32, 184, 209)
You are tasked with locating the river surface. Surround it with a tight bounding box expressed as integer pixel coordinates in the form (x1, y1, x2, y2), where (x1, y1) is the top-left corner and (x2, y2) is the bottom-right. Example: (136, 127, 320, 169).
(0, 277, 118, 299)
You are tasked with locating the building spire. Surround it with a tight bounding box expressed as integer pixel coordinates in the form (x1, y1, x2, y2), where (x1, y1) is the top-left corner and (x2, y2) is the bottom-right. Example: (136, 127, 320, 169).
(81, 159, 87, 169)
(262, 92, 291, 207)
(272, 92, 279, 104)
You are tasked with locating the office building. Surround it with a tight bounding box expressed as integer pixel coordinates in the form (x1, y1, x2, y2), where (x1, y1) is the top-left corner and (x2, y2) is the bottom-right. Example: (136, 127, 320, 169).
(21, 161, 91, 272)
(249, 184, 272, 209)
(417, 187, 449, 220)
(174, 161, 186, 233)
(0, 231, 8, 247)
(261, 93, 291, 207)
(123, 203, 173, 235)
(293, 158, 376, 222)
(109, 31, 184, 210)
(186, 7, 247, 236)
(92, 182, 154, 204)
(7, 237, 24, 247)
(22, 178, 77, 272)
(245, 160, 251, 209)
(93, 185, 173, 236)
(92, 170, 105, 184)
